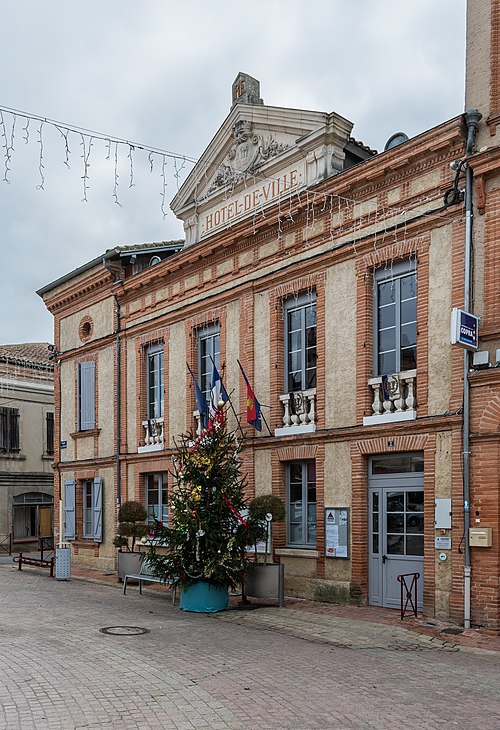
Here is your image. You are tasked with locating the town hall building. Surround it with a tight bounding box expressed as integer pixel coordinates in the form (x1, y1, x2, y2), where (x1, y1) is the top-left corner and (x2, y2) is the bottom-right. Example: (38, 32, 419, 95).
(38, 0, 500, 631)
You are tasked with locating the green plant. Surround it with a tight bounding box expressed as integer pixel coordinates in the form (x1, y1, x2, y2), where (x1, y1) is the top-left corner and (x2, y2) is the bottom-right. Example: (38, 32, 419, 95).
(113, 500, 147, 552)
(247, 494, 285, 564)
(248, 494, 285, 522)
(146, 411, 250, 591)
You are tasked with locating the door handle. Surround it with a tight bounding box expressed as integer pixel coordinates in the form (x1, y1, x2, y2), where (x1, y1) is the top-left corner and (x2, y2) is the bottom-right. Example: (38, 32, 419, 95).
(382, 554, 387, 564)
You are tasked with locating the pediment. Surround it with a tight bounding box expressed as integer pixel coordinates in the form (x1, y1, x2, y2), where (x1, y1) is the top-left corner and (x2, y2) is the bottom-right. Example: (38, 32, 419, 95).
(171, 95, 354, 246)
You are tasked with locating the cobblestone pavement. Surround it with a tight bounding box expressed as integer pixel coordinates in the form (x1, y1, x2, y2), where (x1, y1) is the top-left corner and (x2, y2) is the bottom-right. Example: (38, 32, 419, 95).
(2, 565, 500, 729)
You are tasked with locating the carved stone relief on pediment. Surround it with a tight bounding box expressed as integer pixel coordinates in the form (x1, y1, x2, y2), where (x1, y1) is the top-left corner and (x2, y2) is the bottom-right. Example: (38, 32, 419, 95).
(206, 120, 290, 195)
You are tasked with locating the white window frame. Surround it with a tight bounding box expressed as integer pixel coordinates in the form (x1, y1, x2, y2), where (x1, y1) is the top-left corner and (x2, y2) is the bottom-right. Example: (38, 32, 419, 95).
(373, 260, 417, 376)
(286, 461, 317, 548)
(146, 343, 164, 420)
(146, 473, 169, 526)
(83, 480, 94, 539)
(82, 477, 103, 542)
(197, 324, 220, 403)
(284, 293, 317, 393)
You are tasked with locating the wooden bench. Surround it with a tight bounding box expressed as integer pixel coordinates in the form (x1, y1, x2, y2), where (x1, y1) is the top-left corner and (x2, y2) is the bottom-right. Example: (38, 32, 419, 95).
(123, 560, 176, 605)
(14, 551, 55, 577)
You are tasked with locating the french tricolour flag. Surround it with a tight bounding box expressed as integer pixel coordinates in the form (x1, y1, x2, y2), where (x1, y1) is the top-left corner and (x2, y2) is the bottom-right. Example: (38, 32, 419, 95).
(209, 360, 229, 423)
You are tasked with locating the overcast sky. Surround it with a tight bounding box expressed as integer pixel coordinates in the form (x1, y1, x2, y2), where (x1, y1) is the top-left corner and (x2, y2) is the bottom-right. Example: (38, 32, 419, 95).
(0, 1, 466, 345)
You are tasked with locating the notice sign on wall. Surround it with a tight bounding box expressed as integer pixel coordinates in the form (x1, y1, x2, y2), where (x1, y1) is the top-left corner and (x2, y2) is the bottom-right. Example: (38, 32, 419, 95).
(325, 508, 349, 558)
(450, 308, 479, 350)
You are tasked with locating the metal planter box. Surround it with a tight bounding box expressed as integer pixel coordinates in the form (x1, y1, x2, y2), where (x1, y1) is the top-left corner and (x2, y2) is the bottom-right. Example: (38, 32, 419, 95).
(244, 563, 285, 607)
(117, 551, 143, 582)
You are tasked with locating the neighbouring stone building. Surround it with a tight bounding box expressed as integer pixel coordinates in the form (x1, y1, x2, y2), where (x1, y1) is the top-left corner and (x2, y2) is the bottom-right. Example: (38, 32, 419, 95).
(38, 0, 500, 631)
(0, 343, 54, 552)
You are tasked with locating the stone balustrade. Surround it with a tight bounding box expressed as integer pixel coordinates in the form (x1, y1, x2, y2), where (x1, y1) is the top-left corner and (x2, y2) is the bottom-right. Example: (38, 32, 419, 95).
(275, 389, 317, 436)
(363, 370, 417, 425)
(139, 417, 165, 452)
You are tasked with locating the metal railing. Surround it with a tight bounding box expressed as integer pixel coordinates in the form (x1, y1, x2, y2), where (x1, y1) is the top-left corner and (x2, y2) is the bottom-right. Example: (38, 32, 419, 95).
(14, 537, 55, 577)
(0, 533, 12, 555)
(38, 536, 54, 560)
(397, 572, 420, 620)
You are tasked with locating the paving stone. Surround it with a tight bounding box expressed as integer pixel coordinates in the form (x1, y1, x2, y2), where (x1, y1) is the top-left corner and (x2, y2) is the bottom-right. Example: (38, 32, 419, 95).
(1, 565, 500, 728)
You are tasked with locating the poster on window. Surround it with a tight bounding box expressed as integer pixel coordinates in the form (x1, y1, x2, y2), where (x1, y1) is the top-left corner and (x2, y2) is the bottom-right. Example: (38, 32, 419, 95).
(324, 508, 349, 558)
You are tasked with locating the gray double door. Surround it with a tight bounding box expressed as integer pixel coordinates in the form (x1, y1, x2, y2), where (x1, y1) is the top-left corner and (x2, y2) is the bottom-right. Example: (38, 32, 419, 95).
(368, 466, 424, 610)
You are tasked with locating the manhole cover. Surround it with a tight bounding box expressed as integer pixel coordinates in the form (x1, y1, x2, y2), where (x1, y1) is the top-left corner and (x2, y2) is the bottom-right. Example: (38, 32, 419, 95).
(440, 627, 463, 635)
(99, 626, 150, 636)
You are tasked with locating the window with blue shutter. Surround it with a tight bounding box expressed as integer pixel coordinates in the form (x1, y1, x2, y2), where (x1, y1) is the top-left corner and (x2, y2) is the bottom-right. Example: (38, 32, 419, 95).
(78, 361, 96, 431)
(83, 478, 103, 542)
(64, 479, 76, 540)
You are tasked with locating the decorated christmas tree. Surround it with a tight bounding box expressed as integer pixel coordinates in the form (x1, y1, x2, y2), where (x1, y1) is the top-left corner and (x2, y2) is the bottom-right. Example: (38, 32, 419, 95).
(146, 409, 250, 592)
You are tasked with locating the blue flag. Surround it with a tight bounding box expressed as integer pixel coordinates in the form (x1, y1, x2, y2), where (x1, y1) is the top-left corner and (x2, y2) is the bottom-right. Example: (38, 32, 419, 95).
(187, 363, 208, 429)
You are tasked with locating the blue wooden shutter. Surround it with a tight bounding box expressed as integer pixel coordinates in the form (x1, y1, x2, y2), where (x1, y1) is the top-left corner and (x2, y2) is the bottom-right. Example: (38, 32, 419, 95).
(78, 361, 95, 430)
(64, 479, 76, 540)
(93, 477, 103, 543)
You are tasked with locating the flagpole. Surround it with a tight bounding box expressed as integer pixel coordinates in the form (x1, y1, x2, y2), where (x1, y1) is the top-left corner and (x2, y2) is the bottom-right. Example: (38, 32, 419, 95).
(186, 361, 208, 430)
(229, 395, 246, 439)
(209, 355, 245, 439)
(260, 409, 273, 437)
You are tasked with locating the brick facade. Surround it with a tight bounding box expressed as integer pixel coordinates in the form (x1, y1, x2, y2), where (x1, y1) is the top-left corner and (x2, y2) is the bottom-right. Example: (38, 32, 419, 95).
(40, 30, 500, 629)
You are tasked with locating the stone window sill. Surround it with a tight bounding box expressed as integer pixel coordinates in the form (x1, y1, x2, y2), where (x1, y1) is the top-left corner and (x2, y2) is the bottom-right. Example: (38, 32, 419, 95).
(276, 548, 319, 559)
(70, 429, 101, 440)
(69, 539, 101, 549)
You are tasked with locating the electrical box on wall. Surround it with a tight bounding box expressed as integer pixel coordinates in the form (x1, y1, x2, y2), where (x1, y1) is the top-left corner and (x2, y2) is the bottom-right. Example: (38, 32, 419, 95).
(469, 527, 492, 547)
(434, 498, 452, 529)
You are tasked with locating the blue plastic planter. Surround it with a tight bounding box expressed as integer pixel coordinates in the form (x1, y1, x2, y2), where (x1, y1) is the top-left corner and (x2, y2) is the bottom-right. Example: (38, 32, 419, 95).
(180, 581, 229, 612)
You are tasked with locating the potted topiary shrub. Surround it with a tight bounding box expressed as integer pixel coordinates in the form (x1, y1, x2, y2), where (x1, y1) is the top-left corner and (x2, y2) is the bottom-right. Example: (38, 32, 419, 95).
(114, 500, 148, 581)
(247, 494, 285, 563)
(244, 494, 286, 606)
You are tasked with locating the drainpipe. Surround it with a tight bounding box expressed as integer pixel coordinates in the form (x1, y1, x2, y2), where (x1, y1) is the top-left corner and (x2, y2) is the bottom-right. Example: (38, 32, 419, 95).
(54, 356, 64, 548)
(102, 260, 122, 511)
(462, 108, 482, 629)
(114, 293, 122, 510)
